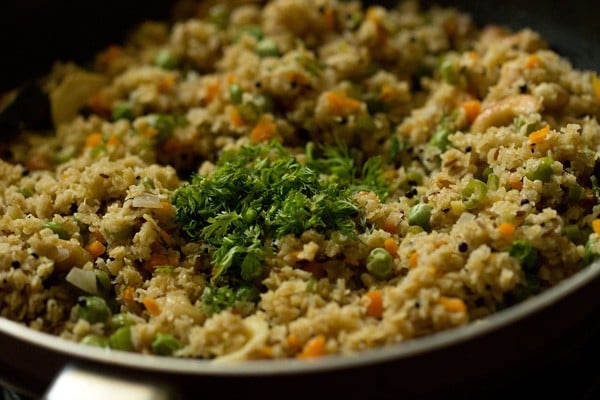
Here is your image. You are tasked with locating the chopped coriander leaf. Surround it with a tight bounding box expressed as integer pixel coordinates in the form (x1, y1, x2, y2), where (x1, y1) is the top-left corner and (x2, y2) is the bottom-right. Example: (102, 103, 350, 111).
(172, 142, 387, 290)
(509, 240, 539, 271)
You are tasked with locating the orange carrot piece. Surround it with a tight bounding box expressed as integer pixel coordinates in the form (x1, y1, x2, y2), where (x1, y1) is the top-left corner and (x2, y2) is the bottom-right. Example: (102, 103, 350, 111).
(85, 132, 104, 148)
(286, 334, 300, 349)
(509, 179, 523, 190)
(88, 91, 110, 114)
(592, 73, 600, 101)
(204, 79, 221, 104)
(86, 240, 106, 258)
(250, 116, 277, 142)
(438, 296, 466, 313)
(106, 135, 119, 147)
(408, 252, 419, 269)
(365, 290, 384, 318)
(122, 286, 135, 302)
(142, 298, 161, 317)
(298, 335, 326, 359)
(229, 107, 245, 128)
(157, 75, 175, 92)
(592, 219, 600, 235)
(383, 238, 399, 256)
(498, 222, 516, 237)
(462, 100, 481, 124)
(525, 54, 541, 69)
(528, 124, 550, 144)
(324, 91, 363, 115)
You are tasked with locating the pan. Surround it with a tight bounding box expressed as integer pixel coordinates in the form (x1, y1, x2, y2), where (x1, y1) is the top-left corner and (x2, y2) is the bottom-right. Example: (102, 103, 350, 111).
(0, 1, 599, 399)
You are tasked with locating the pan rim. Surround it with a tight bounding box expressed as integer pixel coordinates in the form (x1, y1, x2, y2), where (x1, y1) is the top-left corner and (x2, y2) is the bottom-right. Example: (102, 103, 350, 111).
(1, 260, 599, 376)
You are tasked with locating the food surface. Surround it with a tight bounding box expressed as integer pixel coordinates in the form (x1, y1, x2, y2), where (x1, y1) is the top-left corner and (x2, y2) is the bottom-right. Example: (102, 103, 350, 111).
(1, 0, 600, 360)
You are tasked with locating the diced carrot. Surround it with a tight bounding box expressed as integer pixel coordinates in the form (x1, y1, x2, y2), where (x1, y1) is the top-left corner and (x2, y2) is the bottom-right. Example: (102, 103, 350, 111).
(434, 240, 447, 249)
(258, 346, 274, 358)
(592, 73, 600, 102)
(88, 91, 110, 115)
(141, 126, 158, 138)
(461, 100, 481, 124)
(145, 253, 169, 272)
(380, 84, 394, 101)
(366, 7, 388, 42)
(250, 116, 277, 142)
(204, 78, 221, 104)
(286, 333, 300, 349)
(466, 50, 479, 61)
(592, 219, 600, 235)
(383, 238, 399, 256)
(229, 106, 245, 128)
(85, 132, 104, 148)
(122, 286, 135, 302)
(509, 179, 523, 190)
(525, 54, 541, 69)
(226, 73, 236, 85)
(324, 91, 363, 115)
(142, 297, 161, 317)
(438, 296, 466, 313)
(298, 335, 326, 359)
(498, 222, 516, 237)
(26, 154, 50, 171)
(106, 135, 119, 147)
(408, 252, 419, 269)
(157, 75, 175, 92)
(383, 221, 398, 234)
(528, 124, 550, 144)
(157, 202, 175, 218)
(365, 290, 384, 318)
(86, 240, 106, 258)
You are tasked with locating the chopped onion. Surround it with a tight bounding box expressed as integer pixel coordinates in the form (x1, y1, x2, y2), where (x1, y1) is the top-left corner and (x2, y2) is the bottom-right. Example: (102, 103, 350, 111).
(132, 193, 162, 209)
(65, 267, 98, 295)
(456, 212, 476, 225)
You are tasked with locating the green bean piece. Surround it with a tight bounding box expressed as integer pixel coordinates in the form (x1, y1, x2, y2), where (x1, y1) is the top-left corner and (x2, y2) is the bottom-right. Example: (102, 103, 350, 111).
(462, 179, 488, 209)
(154, 49, 179, 70)
(151, 333, 182, 356)
(112, 101, 135, 121)
(81, 334, 108, 347)
(429, 125, 452, 151)
(487, 174, 499, 191)
(229, 83, 243, 105)
(366, 248, 394, 280)
(95, 270, 111, 296)
(527, 157, 554, 183)
(508, 240, 539, 272)
(43, 221, 69, 240)
(109, 326, 133, 351)
(256, 38, 281, 58)
(75, 296, 112, 324)
(408, 203, 433, 231)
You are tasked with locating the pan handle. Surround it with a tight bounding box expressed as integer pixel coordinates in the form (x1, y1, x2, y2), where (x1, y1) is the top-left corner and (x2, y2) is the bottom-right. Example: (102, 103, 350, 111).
(43, 364, 180, 400)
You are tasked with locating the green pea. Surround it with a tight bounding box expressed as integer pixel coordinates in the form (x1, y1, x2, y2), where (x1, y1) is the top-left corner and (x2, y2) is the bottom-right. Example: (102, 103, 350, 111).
(366, 248, 394, 280)
(154, 49, 179, 70)
(43, 221, 69, 240)
(109, 313, 137, 330)
(567, 183, 584, 202)
(462, 179, 488, 209)
(584, 238, 600, 266)
(564, 224, 582, 244)
(256, 38, 281, 58)
(508, 240, 539, 272)
(75, 296, 112, 324)
(17, 187, 33, 198)
(440, 58, 458, 84)
(112, 101, 135, 121)
(81, 334, 108, 348)
(235, 25, 264, 42)
(109, 326, 133, 351)
(146, 114, 175, 141)
(235, 284, 260, 303)
(408, 203, 433, 231)
(229, 83, 243, 105)
(527, 157, 554, 183)
(208, 4, 229, 30)
(151, 333, 182, 356)
(429, 125, 452, 151)
(53, 149, 73, 164)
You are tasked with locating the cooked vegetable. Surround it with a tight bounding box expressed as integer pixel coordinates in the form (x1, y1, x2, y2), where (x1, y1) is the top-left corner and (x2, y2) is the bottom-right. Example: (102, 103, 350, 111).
(154, 49, 179, 70)
(109, 326, 133, 351)
(509, 240, 539, 271)
(43, 221, 69, 239)
(75, 296, 111, 324)
(81, 334, 108, 347)
(256, 39, 281, 58)
(462, 179, 487, 209)
(151, 333, 182, 356)
(527, 157, 554, 182)
(229, 83, 243, 104)
(408, 203, 433, 231)
(366, 248, 393, 280)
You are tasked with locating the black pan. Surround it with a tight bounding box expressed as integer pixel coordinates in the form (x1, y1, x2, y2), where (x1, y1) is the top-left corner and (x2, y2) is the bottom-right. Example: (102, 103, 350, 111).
(0, 1, 599, 399)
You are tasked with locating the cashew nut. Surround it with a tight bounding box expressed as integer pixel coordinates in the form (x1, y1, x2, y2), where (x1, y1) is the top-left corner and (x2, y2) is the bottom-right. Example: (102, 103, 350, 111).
(471, 94, 542, 132)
